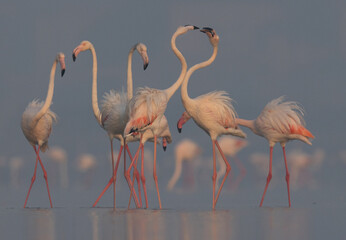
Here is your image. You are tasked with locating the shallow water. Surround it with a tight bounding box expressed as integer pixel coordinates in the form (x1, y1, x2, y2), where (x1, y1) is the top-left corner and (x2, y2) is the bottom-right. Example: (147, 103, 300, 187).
(2, 205, 345, 240)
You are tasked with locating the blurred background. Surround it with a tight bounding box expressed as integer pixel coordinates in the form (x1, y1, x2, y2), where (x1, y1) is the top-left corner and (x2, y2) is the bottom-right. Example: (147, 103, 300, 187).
(0, 0, 345, 209)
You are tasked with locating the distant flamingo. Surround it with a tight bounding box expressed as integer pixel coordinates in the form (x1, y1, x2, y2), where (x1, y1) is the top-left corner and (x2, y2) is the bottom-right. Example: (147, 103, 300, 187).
(47, 146, 68, 189)
(167, 139, 202, 191)
(287, 149, 324, 189)
(72, 41, 148, 208)
(124, 25, 199, 209)
(127, 115, 172, 208)
(21, 52, 66, 208)
(179, 27, 246, 209)
(76, 153, 97, 188)
(9, 157, 24, 188)
(215, 136, 248, 191)
(235, 96, 315, 207)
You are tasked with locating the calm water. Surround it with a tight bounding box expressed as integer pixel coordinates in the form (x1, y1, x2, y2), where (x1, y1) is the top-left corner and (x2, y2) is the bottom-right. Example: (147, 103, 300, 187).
(1, 206, 345, 240)
(1, 151, 345, 239)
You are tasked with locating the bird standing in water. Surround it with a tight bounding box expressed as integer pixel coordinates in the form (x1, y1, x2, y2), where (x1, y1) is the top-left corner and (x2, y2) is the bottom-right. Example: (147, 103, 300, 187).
(21, 52, 66, 208)
(235, 96, 314, 207)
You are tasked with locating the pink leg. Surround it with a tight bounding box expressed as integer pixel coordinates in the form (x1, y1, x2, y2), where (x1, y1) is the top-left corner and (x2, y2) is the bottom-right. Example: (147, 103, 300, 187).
(92, 145, 123, 208)
(140, 144, 148, 208)
(282, 146, 291, 207)
(214, 140, 231, 207)
(153, 136, 162, 209)
(24, 147, 39, 208)
(260, 147, 273, 207)
(126, 144, 141, 208)
(110, 140, 116, 209)
(127, 143, 142, 208)
(35, 146, 53, 208)
(129, 145, 142, 208)
(212, 140, 217, 209)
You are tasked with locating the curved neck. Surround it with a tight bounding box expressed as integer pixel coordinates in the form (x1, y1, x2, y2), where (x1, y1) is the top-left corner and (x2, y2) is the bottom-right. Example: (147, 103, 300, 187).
(127, 46, 136, 100)
(90, 46, 102, 125)
(163, 31, 188, 101)
(167, 158, 182, 190)
(181, 44, 218, 107)
(31, 58, 58, 126)
(235, 118, 255, 132)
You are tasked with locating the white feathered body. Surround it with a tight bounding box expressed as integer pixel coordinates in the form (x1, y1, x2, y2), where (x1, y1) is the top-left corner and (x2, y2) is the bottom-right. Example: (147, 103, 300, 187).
(21, 100, 57, 152)
(253, 96, 313, 146)
(125, 87, 168, 135)
(100, 90, 129, 141)
(184, 90, 245, 140)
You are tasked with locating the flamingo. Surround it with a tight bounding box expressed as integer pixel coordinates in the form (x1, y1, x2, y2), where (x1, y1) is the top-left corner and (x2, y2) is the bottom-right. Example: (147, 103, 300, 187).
(179, 27, 246, 209)
(47, 146, 68, 189)
(287, 149, 324, 190)
(76, 153, 97, 188)
(235, 96, 315, 207)
(21, 52, 66, 208)
(72, 41, 148, 208)
(9, 157, 24, 188)
(167, 139, 202, 191)
(124, 25, 199, 209)
(127, 115, 172, 208)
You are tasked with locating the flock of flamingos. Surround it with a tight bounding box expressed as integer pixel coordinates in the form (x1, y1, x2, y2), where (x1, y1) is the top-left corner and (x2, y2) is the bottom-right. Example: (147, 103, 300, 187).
(20, 25, 315, 210)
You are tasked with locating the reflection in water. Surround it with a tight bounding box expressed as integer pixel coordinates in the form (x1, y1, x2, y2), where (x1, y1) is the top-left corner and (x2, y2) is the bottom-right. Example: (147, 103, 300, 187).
(1, 207, 326, 240)
(262, 208, 309, 240)
(25, 209, 55, 240)
(89, 210, 99, 240)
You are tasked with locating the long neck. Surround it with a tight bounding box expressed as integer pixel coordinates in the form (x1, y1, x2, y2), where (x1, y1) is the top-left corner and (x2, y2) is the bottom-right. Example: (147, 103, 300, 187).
(235, 118, 256, 133)
(127, 46, 136, 100)
(181, 44, 218, 108)
(167, 158, 182, 190)
(163, 32, 188, 101)
(90, 46, 102, 125)
(31, 59, 58, 126)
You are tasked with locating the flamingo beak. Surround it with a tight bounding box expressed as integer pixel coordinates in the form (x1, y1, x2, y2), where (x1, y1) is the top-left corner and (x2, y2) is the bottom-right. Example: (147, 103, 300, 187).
(59, 55, 66, 77)
(72, 46, 82, 62)
(184, 25, 199, 30)
(200, 27, 215, 37)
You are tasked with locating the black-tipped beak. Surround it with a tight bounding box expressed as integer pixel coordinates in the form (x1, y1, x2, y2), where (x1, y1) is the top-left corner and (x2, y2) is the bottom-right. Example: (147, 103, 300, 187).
(144, 62, 148, 70)
(177, 124, 182, 133)
(200, 27, 215, 37)
(163, 145, 167, 151)
(184, 24, 199, 30)
(61, 69, 65, 77)
(72, 53, 76, 62)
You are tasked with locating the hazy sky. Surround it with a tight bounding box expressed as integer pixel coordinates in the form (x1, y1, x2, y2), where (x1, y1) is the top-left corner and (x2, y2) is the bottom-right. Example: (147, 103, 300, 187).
(1, 0, 345, 163)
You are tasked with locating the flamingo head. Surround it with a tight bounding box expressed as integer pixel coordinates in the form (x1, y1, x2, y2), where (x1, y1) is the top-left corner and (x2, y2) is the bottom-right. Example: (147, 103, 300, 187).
(72, 40, 93, 61)
(56, 52, 66, 77)
(177, 111, 191, 133)
(162, 137, 167, 151)
(135, 43, 149, 70)
(200, 27, 219, 47)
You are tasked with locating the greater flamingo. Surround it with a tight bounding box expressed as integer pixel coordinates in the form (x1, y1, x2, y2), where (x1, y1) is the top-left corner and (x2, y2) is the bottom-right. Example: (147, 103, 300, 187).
(47, 146, 68, 189)
(72, 41, 148, 208)
(76, 153, 97, 188)
(127, 115, 172, 209)
(179, 27, 246, 209)
(287, 149, 324, 189)
(9, 157, 24, 188)
(124, 25, 199, 209)
(21, 52, 66, 208)
(235, 96, 315, 207)
(167, 139, 202, 191)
